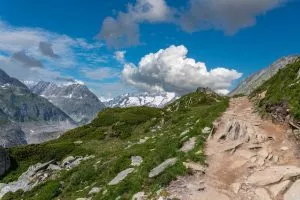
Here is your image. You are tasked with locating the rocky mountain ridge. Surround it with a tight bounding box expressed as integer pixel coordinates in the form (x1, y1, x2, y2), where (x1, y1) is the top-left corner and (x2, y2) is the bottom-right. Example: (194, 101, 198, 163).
(30, 81, 105, 124)
(0, 68, 76, 147)
(230, 55, 300, 96)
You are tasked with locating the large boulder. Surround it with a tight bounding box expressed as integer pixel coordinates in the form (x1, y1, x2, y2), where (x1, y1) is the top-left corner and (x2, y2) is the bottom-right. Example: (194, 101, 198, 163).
(0, 147, 10, 177)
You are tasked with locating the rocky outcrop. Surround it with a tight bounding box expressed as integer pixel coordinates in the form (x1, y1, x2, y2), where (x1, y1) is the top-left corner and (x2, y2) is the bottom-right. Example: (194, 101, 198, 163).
(230, 56, 299, 96)
(0, 155, 94, 198)
(0, 147, 10, 177)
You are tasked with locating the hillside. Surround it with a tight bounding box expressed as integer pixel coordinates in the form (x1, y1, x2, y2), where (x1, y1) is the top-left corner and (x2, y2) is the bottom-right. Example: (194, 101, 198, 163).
(0, 90, 228, 200)
(250, 58, 300, 123)
(230, 56, 299, 96)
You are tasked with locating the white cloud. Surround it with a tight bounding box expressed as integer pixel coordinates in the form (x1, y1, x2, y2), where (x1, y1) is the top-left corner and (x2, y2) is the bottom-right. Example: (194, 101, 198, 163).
(99, 0, 287, 48)
(0, 19, 103, 68)
(0, 19, 111, 90)
(122, 45, 242, 94)
(82, 67, 120, 80)
(98, 0, 174, 48)
(114, 51, 126, 63)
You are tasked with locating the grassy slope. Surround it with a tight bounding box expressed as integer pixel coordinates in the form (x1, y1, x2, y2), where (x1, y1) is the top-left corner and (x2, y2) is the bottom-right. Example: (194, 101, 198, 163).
(251, 59, 300, 120)
(1, 91, 229, 200)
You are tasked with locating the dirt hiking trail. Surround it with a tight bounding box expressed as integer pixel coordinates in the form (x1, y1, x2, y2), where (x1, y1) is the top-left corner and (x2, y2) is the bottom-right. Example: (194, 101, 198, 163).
(167, 97, 300, 200)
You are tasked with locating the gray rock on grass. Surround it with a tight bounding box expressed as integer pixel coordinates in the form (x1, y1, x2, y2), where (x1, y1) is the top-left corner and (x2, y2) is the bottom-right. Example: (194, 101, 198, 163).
(131, 156, 143, 167)
(108, 168, 135, 185)
(149, 158, 177, 178)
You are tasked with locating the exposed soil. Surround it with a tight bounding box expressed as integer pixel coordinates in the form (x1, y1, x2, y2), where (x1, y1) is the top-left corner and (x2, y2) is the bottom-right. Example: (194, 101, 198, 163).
(167, 97, 300, 200)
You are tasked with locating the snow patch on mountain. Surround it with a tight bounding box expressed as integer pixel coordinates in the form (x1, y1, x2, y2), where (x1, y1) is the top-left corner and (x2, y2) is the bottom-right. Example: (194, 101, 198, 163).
(104, 92, 178, 108)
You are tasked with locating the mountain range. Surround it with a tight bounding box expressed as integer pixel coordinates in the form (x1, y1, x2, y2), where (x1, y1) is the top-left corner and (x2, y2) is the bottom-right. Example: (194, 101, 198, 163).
(0, 69, 76, 147)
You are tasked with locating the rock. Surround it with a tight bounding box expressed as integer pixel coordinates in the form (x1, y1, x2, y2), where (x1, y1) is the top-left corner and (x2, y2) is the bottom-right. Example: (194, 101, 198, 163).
(88, 187, 101, 195)
(0, 160, 54, 198)
(284, 179, 300, 200)
(0, 147, 10, 177)
(47, 164, 62, 171)
(255, 188, 272, 200)
(269, 180, 291, 197)
(281, 146, 289, 151)
(132, 191, 147, 200)
(195, 149, 203, 155)
(138, 137, 149, 144)
(62, 156, 76, 166)
(293, 129, 300, 139)
(202, 127, 211, 134)
(198, 183, 205, 191)
(74, 140, 83, 144)
(180, 137, 196, 152)
(250, 156, 257, 163)
(247, 166, 300, 186)
(108, 168, 135, 185)
(180, 129, 190, 137)
(131, 156, 143, 167)
(102, 189, 108, 195)
(273, 155, 279, 163)
(183, 162, 206, 173)
(231, 183, 241, 194)
(248, 144, 263, 150)
(223, 141, 244, 153)
(149, 158, 177, 178)
(62, 155, 94, 169)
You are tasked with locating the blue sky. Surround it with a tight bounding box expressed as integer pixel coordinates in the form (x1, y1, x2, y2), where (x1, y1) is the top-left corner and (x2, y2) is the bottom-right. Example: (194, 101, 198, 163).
(0, 0, 299, 97)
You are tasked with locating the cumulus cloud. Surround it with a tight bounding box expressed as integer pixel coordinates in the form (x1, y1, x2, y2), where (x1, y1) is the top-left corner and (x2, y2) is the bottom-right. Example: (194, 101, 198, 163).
(11, 50, 43, 68)
(122, 45, 242, 94)
(82, 67, 120, 80)
(99, 0, 287, 47)
(114, 51, 126, 63)
(98, 0, 174, 48)
(180, 0, 287, 34)
(39, 41, 59, 58)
